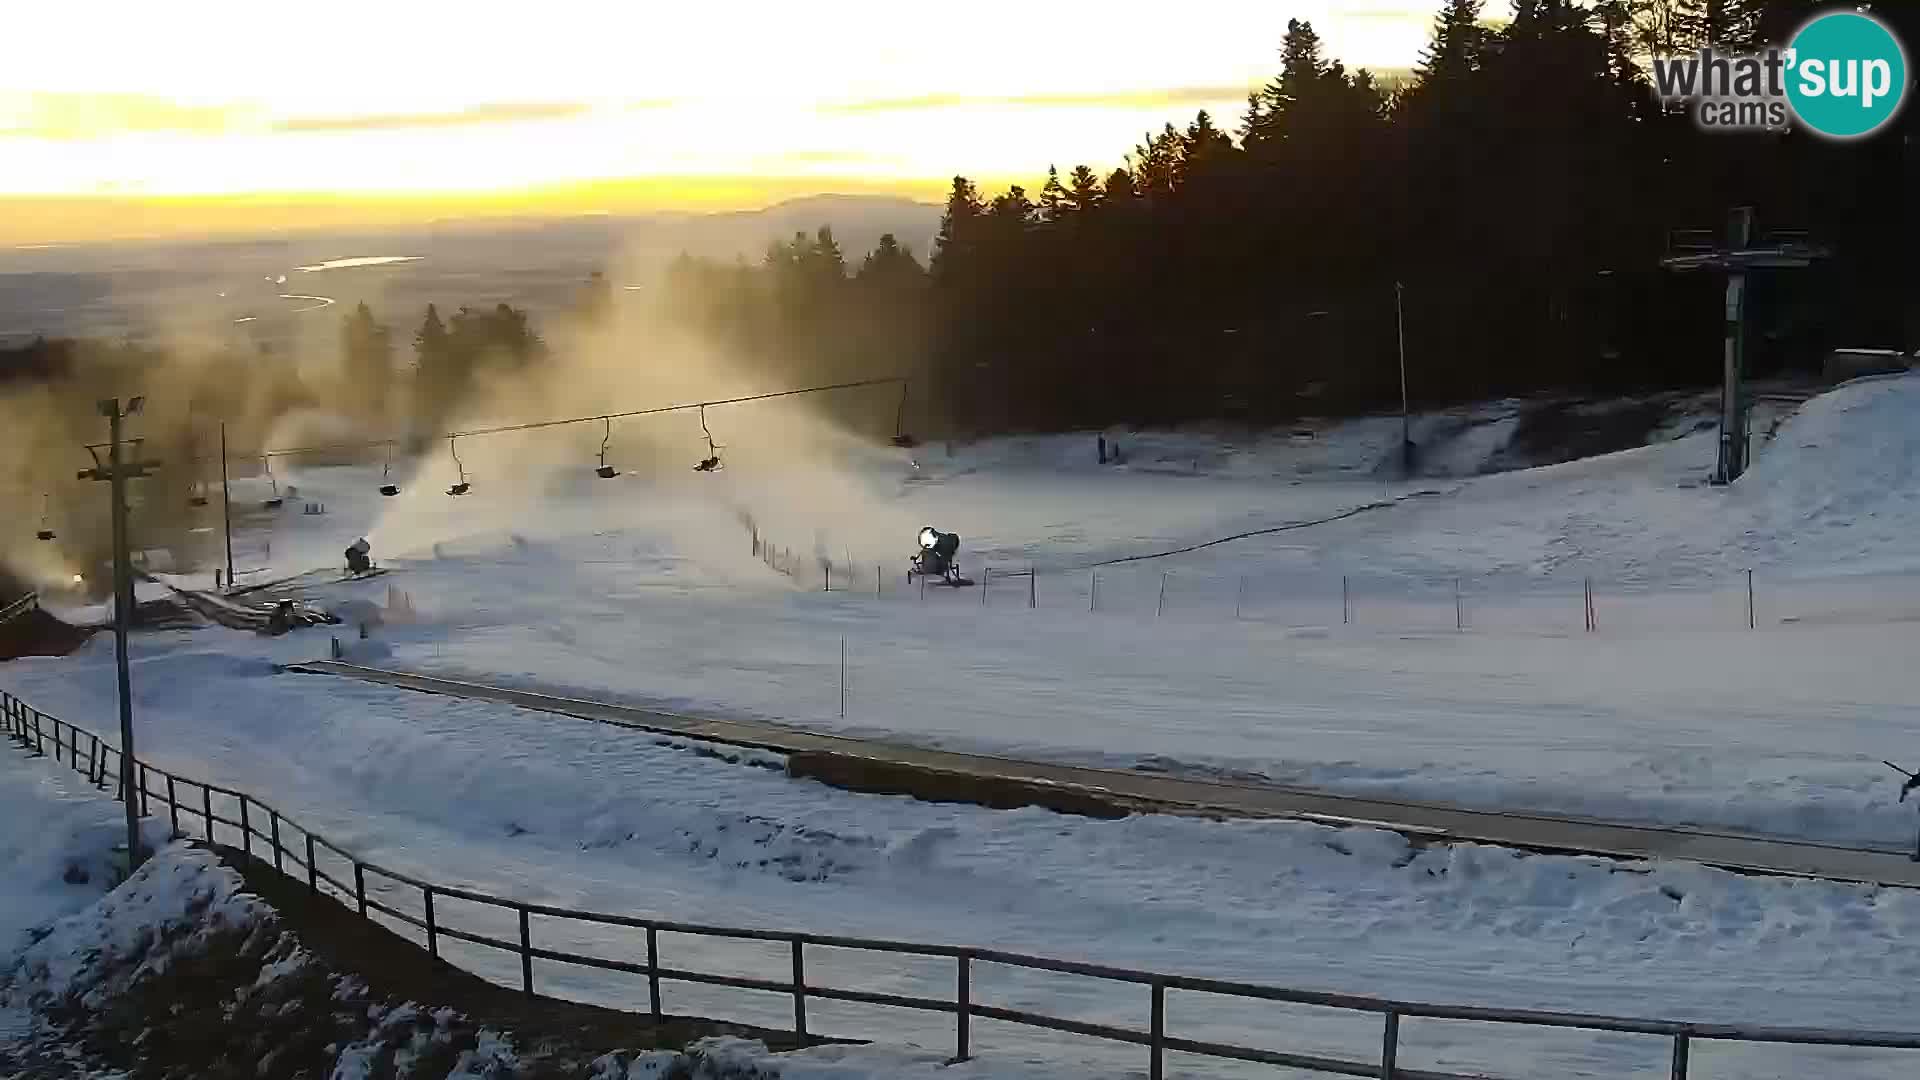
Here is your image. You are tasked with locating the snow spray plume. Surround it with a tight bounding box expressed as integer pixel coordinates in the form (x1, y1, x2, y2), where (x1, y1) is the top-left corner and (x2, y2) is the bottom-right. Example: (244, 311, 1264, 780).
(356, 241, 929, 577)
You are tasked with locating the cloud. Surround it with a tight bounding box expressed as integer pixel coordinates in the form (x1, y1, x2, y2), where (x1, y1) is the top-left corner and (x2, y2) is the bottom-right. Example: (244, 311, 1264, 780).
(273, 101, 598, 133)
(0, 92, 253, 139)
(821, 86, 1260, 114)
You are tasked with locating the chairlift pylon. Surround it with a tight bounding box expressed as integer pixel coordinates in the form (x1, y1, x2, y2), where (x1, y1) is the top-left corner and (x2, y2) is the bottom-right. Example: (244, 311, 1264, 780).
(596, 418, 619, 479)
(446, 436, 471, 496)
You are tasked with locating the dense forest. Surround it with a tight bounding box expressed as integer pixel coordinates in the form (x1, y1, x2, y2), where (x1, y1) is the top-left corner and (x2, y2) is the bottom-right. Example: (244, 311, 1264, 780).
(662, 0, 1919, 435)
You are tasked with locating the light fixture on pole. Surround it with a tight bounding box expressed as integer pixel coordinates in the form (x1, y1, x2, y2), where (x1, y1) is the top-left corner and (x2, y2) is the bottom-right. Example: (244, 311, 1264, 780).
(78, 395, 160, 873)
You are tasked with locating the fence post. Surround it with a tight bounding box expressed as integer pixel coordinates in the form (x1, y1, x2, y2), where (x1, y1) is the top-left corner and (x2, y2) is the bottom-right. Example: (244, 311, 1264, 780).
(825, 563, 831, 592)
(1671, 1032, 1690, 1080)
(519, 907, 534, 996)
(1747, 569, 1755, 630)
(791, 938, 809, 1037)
(1343, 576, 1351, 625)
(270, 810, 283, 872)
(1149, 981, 1165, 1080)
(204, 786, 216, 842)
(1455, 579, 1464, 631)
(1381, 1010, 1400, 1079)
(87, 735, 99, 787)
(167, 775, 179, 835)
(876, 564, 882, 597)
(423, 885, 438, 959)
(1157, 573, 1167, 617)
(306, 834, 318, 894)
(982, 568, 990, 606)
(1090, 572, 1098, 613)
(355, 862, 367, 917)
(32, 712, 43, 755)
(647, 925, 662, 1020)
(1029, 567, 1036, 609)
(955, 952, 971, 1061)
(1236, 577, 1246, 620)
(139, 763, 151, 818)
(839, 636, 846, 720)
(239, 797, 251, 857)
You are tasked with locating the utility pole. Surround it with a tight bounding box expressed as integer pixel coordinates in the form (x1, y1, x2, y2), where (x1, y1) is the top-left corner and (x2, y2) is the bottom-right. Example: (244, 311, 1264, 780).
(220, 422, 234, 589)
(78, 396, 160, 871)
(1395, 282, 1413, 476)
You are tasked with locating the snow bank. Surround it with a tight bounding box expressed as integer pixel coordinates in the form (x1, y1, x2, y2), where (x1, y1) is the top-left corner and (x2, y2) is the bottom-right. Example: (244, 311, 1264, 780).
(1735, 373, 1920, 573)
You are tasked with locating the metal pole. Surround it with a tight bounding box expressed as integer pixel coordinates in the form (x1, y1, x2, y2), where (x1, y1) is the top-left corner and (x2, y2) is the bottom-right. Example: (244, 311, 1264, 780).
(1149, 982, 1165, 1080)
(1670, 1032, 1690, 1080)
(109, 405, 141, 870)
(1455, 578, 1464, 631)
(519, 907, 534, 996)
(791, 939, 808, 1037)
(1382, 1010, 1400, 1079)
(220, 421, 234, 588)
(1157, 573, 1167, 617)
(1343, 575, 1351, 625)
(1236, 577, 1246, 620)
(423, 886, 438, 958)
(1396, 282, 1412, 475)
(956, 953, 971, 1061)
(839, 636, 846, 720)
(647, 925, 663, 1020)
(1747, 569, 1755, 630)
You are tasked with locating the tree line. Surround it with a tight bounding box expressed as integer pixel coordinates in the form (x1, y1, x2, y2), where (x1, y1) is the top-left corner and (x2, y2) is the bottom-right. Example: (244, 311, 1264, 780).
(657, 0, 1915, 435)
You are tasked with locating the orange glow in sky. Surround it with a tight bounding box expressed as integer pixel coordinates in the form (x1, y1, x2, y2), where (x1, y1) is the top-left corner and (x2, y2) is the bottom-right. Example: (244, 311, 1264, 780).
(2, 1, 1432, 238)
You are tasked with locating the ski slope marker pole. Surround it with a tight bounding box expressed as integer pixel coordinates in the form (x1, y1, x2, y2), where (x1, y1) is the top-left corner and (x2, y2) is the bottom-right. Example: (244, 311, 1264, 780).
(1157, 573, 1167, 617)
(839, 636, 846, 719)
(1747, 569, 1755, 630)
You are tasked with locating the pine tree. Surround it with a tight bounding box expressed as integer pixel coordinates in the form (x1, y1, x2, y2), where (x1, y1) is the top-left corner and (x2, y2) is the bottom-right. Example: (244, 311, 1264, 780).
(1039, 165, 1069, 222)
(412, 304, 447, 373)
(1066, 166, 1103, 213)
(930, 176, 984, 284)
(340, 301, 391, 420)
(1415, 0, 1488, 88)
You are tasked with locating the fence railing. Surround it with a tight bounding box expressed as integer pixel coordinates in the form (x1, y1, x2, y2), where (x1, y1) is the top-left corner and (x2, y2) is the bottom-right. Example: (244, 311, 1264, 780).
(7, 687, 1920, 1080)
(0, 592, 39, 627)
(745, 525, 1920, 638)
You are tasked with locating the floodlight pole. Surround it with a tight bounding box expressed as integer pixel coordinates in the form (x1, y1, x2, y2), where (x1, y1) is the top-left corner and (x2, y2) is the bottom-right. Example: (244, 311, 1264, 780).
(220, 422, 234, 589)
(78, 397, 160, 872)
(1396, 282, 1413, 476)
(1719, 208, 1754, 485)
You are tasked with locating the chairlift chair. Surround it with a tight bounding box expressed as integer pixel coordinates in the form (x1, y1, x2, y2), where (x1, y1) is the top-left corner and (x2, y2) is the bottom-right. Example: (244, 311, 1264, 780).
(446, 436, 471, 496)
(35, 494, 55, 541)
(692, 405, 724, 472)
(261, 456, 283, 509)
(379, 443, 400, 496)
(596, 418, 619, 479)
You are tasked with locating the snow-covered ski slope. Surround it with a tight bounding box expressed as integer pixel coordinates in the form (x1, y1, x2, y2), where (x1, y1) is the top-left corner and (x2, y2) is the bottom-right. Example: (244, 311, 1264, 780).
(10, 375, 1920, 1076)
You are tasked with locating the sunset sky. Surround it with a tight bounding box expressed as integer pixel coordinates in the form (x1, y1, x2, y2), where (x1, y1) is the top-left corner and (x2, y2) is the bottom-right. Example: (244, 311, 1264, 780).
(2, 1, 1434, 241)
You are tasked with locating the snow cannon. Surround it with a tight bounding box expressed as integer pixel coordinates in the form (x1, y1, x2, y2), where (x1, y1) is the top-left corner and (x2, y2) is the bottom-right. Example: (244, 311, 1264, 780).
(345, 537, 373, 577)
(909, 526, 972, 587)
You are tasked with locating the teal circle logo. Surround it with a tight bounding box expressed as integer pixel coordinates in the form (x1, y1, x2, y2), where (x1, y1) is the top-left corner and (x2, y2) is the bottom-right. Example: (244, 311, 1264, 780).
(1786, 11, 1908, 139)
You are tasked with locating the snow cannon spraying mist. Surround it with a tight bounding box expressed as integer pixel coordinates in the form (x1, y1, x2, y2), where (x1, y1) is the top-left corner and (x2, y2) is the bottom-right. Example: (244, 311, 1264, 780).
(909, 526, 973, 587)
